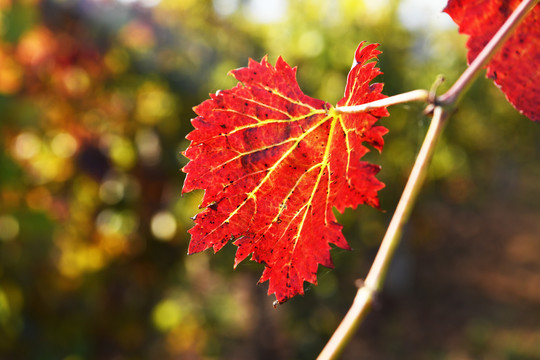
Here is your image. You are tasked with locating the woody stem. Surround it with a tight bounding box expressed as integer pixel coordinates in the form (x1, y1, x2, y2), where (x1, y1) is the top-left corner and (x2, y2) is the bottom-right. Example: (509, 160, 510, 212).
(438, 0, 539, 105)
(317, 105, 449, 360)
(318, 1, 538, 359)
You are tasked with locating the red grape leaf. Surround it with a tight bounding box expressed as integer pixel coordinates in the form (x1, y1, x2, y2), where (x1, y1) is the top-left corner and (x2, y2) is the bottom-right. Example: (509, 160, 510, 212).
(182, 42, 389, 304)
(444, 0, 540, 121)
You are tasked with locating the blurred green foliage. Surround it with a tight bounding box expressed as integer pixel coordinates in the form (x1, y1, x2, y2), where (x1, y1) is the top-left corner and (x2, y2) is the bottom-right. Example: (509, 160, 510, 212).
(0, 0, 539, 359)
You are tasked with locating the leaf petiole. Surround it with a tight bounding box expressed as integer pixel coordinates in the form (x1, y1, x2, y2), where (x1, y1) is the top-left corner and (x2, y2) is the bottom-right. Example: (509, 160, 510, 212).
(334, 89, 429, 114)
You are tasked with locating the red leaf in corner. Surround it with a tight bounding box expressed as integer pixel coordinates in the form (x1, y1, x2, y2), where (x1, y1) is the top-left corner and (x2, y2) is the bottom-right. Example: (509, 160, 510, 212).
(182, 42, 389, 304)
(444, 0, 540, 121)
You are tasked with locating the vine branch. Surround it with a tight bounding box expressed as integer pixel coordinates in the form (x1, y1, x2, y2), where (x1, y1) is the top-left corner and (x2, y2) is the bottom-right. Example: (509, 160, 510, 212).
(318, 1, 538, 358)
(317, 105, 449, 360)
(438, 0, 539, 105)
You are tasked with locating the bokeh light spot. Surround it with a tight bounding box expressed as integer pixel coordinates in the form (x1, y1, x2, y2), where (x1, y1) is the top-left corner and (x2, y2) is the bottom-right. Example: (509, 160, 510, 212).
(243, 0, 287, 24)
(104, 135, 137, 170)
(0, 287, 11, 323)
(96, 209, 138, 237)
(0, 215, 19, 241)
(298, 30, 324, 57)
(61, 67, 91, 97)
(152, 299, 182, 331)
(0, 51, 23, 94)
(151, 211, 177, 241)
(104, 48, 130, 74)
(398, 0, 456, 31)
(135, 82, 175, 125)
(96, 209, 123, 235)
(32, 153, 64, 183)
(99, 179, 125, 205)
(57, 243, 106, 278)
(213, 0, 239, 17)
(25, 187, 52, 212)
(119, 21, 156, 53)
(51, 132, 78, 158)
(139, 0, 161, 7)
(16, 26, 56, 66)
(13, 132, 41, 160)
(135, 128, 161, 166)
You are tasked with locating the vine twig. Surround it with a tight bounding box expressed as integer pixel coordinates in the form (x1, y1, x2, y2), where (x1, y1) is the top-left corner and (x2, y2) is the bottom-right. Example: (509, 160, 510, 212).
(318, 1, 538, 358)
(438, 0, 539, 105)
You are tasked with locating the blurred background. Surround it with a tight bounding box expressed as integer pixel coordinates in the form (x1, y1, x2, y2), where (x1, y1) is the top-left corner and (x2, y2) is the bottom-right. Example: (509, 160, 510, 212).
(1, 0, 539, 359)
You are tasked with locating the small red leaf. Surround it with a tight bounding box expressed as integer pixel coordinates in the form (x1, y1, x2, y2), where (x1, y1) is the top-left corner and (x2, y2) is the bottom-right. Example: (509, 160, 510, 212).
(182, 42, 389, 304)
(444, 0, 540, 121)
